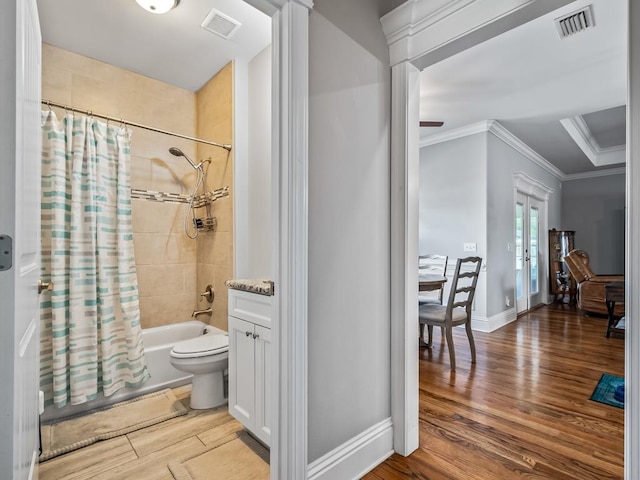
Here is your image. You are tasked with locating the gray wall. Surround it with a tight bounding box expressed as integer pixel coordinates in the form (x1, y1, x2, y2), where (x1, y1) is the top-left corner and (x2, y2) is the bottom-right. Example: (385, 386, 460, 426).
(561, 174, 625, 274)
(419, 131, 563, 319)
(308, 0, 393, 463)
(247, 45, 271, 278)
(486, 134, 562, 315)
(419, 133, 488, 315)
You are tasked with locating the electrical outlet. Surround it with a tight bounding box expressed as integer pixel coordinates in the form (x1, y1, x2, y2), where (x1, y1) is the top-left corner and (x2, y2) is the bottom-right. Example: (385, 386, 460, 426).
(505, 296, 511, 307)
(463, 242, 477, 252)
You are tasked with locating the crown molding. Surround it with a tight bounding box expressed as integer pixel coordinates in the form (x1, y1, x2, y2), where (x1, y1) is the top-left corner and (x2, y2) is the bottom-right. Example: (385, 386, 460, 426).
(420, 120, 627, 181)
(488, 120, 566, 179)
(563, 167, 627, 181)
(418, 120, 491, 147)
(420, 120, 565, 179)
(560, 115, 626, 167)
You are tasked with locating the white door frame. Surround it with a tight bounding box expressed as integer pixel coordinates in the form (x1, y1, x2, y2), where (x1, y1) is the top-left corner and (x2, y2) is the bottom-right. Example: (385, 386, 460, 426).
(514, 172, 554, 312)
(381, 3, 638, 478)
(515, 192, 544, 312)
(243, 1, 312, 478)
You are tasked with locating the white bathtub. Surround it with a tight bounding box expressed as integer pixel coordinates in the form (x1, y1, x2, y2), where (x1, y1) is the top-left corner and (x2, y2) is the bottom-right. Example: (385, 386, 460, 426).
(42, 320, 224, 422)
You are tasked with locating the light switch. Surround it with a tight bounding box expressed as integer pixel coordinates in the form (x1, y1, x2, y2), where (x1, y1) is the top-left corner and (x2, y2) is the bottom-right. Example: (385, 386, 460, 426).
(463, 243, 477, 252)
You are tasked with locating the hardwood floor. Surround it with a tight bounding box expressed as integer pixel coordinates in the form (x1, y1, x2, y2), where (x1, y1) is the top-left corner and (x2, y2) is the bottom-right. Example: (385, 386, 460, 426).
(39, 386, 247, 480)
(364, 303, 624, 480)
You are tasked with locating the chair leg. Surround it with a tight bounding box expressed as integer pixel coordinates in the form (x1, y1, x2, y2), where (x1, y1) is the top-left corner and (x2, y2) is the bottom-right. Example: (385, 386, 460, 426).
(419, 323, 425, 343)
(465, 321, 476, 364)
(444, 326, 456, 371)
(427, 325, 434, 347)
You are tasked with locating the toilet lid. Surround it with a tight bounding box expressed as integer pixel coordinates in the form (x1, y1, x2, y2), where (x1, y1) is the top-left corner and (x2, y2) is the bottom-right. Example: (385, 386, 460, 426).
(171, 334, 229, 357)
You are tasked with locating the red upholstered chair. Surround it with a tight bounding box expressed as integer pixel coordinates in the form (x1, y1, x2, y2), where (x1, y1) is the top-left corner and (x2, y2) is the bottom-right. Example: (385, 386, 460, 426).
(563, 249, 624, 316)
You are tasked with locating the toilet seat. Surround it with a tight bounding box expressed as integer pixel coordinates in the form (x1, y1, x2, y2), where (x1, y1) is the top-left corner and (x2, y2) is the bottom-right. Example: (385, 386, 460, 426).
(170, 334, 229, 359)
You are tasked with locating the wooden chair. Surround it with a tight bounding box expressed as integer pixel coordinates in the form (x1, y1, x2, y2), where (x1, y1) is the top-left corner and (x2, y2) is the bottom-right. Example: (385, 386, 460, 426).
(419, 256, 482, 371)
(418, 254, 448, 305)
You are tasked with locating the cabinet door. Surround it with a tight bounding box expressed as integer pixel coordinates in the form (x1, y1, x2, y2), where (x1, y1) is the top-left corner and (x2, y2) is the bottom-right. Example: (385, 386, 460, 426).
(254, 325, 272, 446)
(228, 316, 256, 428)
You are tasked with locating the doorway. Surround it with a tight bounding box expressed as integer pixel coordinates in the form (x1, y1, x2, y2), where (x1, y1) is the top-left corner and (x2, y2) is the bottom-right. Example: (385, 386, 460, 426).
(515, 191, 543, 313)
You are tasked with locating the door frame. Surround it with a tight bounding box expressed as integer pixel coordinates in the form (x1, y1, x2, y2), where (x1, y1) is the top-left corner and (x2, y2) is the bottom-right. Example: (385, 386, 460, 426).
(515, 191, 544, 313)
(243, 1, 312, 478)
(381, 3, 638, 478)
(514, 172, 554, 312)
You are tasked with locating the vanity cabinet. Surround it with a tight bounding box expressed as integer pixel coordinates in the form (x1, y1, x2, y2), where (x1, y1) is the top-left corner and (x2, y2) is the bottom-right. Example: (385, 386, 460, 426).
(228, 288, 272, 446)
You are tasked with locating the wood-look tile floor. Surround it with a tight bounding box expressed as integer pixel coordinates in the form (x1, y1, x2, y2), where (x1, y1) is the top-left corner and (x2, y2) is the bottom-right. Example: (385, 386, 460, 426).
(39, 386, 248, 480)
(364, 303, 624, 480)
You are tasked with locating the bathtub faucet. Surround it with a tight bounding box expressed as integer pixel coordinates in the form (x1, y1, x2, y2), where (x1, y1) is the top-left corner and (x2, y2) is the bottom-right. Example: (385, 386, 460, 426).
(192, 307, 213, 318)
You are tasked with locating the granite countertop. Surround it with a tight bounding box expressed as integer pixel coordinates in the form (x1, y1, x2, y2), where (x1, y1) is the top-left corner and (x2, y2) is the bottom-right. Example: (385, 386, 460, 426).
(225, 278, 274, 296)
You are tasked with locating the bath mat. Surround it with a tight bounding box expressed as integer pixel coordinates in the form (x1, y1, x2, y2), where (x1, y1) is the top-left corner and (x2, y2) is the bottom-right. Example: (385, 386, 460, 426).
(168, 430, 269, 480)
(40, 388, 188, 462)
(590, 373, 625, 409)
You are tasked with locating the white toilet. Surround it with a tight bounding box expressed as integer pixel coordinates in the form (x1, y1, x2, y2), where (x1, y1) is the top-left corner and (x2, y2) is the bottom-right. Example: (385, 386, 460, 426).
(169, 328, 229, 409)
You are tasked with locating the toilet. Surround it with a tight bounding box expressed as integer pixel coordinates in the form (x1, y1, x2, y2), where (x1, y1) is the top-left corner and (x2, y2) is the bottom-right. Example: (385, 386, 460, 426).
(169, 329, 229, 409)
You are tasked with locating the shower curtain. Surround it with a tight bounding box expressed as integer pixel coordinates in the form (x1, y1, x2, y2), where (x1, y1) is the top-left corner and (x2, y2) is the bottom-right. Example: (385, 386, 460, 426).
(40, 110, 149, 407)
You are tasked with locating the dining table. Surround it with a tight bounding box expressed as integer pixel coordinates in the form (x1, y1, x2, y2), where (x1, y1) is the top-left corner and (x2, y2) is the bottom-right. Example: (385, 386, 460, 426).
(419, 273, 447, 292)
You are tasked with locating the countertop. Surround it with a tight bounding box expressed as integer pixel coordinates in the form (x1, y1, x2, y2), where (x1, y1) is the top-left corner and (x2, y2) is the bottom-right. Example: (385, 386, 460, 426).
(225, 278, 274, 296)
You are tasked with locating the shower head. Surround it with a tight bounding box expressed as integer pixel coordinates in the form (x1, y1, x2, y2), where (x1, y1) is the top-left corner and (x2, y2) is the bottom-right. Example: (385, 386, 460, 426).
(169, 147, 199, 170)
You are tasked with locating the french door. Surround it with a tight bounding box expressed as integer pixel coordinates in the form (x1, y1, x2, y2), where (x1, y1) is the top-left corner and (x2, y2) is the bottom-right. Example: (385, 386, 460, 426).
(515, 192, 543, 313)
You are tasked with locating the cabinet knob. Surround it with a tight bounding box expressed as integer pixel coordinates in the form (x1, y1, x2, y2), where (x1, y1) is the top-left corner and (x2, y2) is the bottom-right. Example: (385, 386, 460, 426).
(253, 333, 259, 340)
(245, 331, 252, 337)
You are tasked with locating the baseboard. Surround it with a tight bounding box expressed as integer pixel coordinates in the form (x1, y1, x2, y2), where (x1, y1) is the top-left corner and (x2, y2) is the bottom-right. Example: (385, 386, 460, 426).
(307, 417, 394, 480)
(471, 307, 517, 332)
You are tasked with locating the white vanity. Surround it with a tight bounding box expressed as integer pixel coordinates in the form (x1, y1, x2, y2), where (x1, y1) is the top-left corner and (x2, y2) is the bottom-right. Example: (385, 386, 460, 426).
(226, 280, 273, 446)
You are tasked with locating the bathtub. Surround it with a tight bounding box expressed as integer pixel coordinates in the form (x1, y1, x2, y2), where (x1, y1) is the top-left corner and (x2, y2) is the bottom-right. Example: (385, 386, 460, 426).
(42, 320, 224, 422)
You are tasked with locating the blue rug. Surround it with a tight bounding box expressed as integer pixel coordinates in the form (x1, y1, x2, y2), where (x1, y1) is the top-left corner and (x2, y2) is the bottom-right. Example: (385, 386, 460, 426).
(590, 373, 624, 409)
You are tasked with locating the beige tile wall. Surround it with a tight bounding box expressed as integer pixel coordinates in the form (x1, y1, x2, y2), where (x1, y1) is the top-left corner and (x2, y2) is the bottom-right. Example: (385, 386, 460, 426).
(196, 62, 234, 330)
(42, 44, 203, 329)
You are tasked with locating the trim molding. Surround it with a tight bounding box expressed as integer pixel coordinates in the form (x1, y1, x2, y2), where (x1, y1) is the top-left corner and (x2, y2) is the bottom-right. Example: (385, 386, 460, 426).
(390, 61, 421, 457)
(471, 308, 517, 333)
(560, 115, 626, 167)
(420, 120, 627, 181)
(380, 0, 575, 68)
(513, 172, 554, 201)
(563, 167, 627, 181)
(307, 418, 394, 480)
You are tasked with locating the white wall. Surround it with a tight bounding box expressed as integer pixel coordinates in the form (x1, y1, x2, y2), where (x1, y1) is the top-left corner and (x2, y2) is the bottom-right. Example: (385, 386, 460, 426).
(247, 45, 272, 278)
(561, 174, 625, 274)
(308, 0, 392, 464)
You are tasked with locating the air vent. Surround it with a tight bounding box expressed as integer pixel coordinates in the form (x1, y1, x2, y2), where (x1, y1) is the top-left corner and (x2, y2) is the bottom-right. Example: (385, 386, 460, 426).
(201, 9, 242, 40)
(554, 5, 594, 38)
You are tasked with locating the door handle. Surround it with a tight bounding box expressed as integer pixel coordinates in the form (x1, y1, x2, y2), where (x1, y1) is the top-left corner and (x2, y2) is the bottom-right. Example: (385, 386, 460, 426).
(38, 279, 54, 294)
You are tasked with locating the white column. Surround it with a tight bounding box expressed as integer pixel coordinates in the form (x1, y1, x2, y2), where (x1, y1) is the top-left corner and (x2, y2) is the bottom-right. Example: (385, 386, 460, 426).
(390, 60, 420, 456)
(626, 1, 639, 478)
(270, 1, 310, 479)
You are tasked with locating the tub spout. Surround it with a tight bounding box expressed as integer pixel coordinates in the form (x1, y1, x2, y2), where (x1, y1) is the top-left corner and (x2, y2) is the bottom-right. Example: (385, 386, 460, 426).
(192, 307, 212, 318)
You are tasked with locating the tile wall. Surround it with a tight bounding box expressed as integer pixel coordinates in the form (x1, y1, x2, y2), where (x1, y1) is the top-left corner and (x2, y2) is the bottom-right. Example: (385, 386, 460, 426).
(41, 44, 233, 329)
(196, 63, 234, 330)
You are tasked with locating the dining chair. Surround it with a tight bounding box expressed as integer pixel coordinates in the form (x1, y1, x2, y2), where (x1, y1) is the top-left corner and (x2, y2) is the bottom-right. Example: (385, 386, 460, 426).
(418, 254, 448, 304)
(418, 254, 448, 343)
(419, 256, 482, 371)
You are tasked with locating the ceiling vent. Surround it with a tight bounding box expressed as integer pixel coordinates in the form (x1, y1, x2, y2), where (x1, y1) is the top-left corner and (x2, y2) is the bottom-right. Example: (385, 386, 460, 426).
(201, 9, 242, 40)
(554, 5, 594, 39)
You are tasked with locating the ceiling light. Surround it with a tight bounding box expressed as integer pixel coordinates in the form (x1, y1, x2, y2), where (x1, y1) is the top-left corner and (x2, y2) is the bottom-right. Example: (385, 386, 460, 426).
(135, 0, 179, 14)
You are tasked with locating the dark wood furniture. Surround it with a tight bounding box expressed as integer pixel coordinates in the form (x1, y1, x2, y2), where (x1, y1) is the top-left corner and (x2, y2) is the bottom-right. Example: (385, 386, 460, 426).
(548, 229, 576, 303)
(605, 281, 625, 338)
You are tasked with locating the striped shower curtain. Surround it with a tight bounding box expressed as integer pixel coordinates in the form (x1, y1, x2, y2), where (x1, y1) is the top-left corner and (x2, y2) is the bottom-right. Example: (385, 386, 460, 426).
(40, 110, 149, 407)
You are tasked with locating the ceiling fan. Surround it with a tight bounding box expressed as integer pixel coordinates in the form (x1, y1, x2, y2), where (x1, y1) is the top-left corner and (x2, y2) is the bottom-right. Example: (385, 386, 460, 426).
(419, 121, 444, 127)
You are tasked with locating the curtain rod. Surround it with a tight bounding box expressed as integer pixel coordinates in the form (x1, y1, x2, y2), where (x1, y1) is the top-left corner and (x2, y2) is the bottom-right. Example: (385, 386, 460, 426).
(42, 100, 232, 152)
